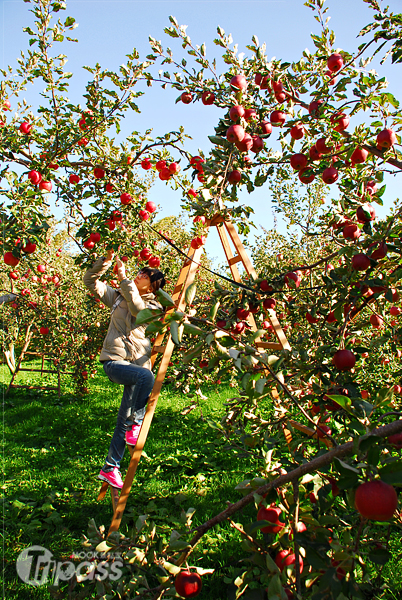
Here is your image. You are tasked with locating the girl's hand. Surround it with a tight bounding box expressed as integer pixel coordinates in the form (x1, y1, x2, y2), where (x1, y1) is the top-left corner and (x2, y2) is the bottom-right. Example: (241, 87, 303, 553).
(105, 249, 114, 263)
(115, 258, 126, 282)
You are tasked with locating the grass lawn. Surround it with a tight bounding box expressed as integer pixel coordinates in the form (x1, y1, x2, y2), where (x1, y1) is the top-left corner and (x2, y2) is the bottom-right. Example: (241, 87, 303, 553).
(1, 359, 258, 599)
(2, 359, 401, 599)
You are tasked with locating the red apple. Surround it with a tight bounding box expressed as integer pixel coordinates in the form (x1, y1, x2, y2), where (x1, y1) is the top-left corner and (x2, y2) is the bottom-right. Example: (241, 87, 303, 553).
(290, 123, 304, 140)
(298, 168, 315, 184)
(120, 193, 132, 205)
(22, 241, 36, 254)
(230, 74, 247, 90)
(148, 256, 161, 268)
(94, 167, 105, 179)
(145, 201, 156, 213)
(155, 160, 166, 171)
(69, 174, 80, 184)
(390, 306, 401, 316)
(181, 92, 193, 104)
(356, 203, 375, 223)
(257, 505, 284, 533)
(140, 248, 152, 260)
(259, 120, 272, 135)
(90, 232, 101, 243)
(370, 241, 388, 260)
(377, 128, 397, 150)
(193, 215, 206, 224)
(78, 137, 89, 147)
(388, 432, 402, 449)
(308, 99, 324, 117)
(83, 239, 95, 250)
(333, 349, 356, 371)
(309, 145, 322, 162)
(39, 180, 52, 192)
(229, 105, 245, 121)
(351, 147, 369, 164)
(355, 480, 397, 521)
(290, 153, 308, 170)
(174, 571, 202, 598)
(231, 321, 246, 335)
(270, 110, 286, 126)
(327, 53, 344, 72)
(139, 210, 150, 221)
(169, 162, 180, 174)
(251, 136, 264, 153)
(284, 272, 301, 288)
(19, 122, 32, 134)
(260, 280, 273, 292)
(236, 308, 250, 320)
(326, 311, 337, 323)
(235, 133, 253, 152)
(105, 183, 114, 192)
(4, 252, 20, 267)
(306, 312, 319, 324)
(228, 170, 241, 184)
(343, 224, 361, 240)
(370, 314, 383, 328)
(40, 326, 50, 335)
(351, 253, 370, 271)
(331, 112, 350, 132)
(316, 138, 332, 154)
(263, 298, 276, 310)
(159, 167, 171, 181)
(28, 170, 42, 185)
(226, 124, 245, 143)
(244, 108, 257, 122)
(141, 158, 151, 170)
(201, 91, 215, 105)
(322, 167, 338, 184)
(9, 271, 19, 280)
(275, 550, 303, 574)
(37, 264, 46, 273)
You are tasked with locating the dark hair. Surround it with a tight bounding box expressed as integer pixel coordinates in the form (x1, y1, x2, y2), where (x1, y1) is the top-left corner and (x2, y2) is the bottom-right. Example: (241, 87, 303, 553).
(139, 267, 166, 294)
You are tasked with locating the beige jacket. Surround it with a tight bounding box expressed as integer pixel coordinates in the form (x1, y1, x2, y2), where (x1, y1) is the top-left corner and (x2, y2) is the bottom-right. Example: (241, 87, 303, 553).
(83, 257, 161, 369)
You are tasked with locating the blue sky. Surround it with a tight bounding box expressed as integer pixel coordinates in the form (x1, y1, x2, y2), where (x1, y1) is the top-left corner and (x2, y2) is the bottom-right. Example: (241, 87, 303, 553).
(1, 0, 402, 263)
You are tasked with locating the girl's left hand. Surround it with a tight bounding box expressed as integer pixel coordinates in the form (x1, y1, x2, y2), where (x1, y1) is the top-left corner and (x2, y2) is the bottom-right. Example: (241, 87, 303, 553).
(115, 258, 126, 282)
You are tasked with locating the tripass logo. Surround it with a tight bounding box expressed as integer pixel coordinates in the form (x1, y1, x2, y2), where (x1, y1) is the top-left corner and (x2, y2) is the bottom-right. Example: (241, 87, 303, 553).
(16, 545, 123, 586)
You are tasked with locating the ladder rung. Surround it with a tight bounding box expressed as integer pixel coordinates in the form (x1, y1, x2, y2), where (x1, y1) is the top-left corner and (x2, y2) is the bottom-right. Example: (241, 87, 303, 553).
(228, 255, 242, 266)
(255, 342, 284, 350)
(152, 345, 166, 353)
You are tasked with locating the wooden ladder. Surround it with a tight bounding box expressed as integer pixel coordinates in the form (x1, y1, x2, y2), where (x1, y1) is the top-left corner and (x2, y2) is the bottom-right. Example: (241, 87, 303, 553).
(98, 216, 291, 535)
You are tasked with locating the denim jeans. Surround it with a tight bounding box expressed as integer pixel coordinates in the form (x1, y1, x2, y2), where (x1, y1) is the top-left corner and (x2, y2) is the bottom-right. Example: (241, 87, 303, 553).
(101, 360, 155, 472)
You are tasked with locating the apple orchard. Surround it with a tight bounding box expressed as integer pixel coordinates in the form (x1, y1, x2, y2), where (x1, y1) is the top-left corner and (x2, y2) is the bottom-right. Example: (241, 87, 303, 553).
(2, 0, 402, 599)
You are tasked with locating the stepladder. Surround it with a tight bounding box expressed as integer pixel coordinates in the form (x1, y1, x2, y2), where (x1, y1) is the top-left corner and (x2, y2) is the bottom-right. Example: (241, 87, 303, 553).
(98, 215, 292, 535)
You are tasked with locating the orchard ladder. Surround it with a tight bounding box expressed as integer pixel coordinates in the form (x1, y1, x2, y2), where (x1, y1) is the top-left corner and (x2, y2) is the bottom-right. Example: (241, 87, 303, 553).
(98, 215, 291, 535)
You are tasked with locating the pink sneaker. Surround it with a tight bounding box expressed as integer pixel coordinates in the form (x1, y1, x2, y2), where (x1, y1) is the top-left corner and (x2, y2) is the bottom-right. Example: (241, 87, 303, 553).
(98, 467, 123, 489)
(126, 423, 141, 446)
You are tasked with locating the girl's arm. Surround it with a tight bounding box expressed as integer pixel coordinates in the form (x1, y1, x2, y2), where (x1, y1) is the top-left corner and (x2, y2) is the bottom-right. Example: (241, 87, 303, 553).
(83, 251, 118, 308)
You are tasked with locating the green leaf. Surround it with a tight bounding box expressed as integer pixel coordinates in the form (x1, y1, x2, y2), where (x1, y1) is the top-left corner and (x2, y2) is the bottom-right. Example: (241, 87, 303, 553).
(169, 321, 180, 345)
(156, 288, 176, 308)
(183, 323, 205, 336)
(359, 435, 382, 453)
(326, 394, 352, 411)
(182, 342, 203, 364)
(378, 459, 402, 485)
(185, 282, 197, 306)
(208, 135, 231, 148)
(135, 308, 160, 326)
(368, 547, 392, 565)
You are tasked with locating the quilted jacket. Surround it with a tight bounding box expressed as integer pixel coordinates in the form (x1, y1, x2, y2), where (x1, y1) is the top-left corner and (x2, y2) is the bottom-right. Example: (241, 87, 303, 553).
(83, 257, 161, 369)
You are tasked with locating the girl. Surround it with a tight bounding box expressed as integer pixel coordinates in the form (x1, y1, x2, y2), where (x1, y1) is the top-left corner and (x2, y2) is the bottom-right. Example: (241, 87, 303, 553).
(83, 249, 165, 488)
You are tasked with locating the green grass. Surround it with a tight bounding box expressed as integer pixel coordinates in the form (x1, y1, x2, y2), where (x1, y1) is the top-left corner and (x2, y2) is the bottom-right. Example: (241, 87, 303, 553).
(1, 360, 257, 599)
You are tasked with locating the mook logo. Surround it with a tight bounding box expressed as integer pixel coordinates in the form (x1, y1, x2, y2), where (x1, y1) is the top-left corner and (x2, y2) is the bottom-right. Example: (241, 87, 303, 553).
(16, 545, 123, 586)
